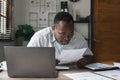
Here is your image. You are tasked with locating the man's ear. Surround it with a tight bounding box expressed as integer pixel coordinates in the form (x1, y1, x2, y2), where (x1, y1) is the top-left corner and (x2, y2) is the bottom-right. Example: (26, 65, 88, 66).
(52, 25, 55, 31)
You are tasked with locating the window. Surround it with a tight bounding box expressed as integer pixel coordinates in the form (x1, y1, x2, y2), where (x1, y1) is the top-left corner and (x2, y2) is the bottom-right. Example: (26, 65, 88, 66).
(0, 0, 12, 40)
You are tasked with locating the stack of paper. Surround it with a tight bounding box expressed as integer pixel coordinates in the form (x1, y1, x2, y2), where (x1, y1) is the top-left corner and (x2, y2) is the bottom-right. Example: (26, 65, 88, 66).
(95, 70, 120, 80)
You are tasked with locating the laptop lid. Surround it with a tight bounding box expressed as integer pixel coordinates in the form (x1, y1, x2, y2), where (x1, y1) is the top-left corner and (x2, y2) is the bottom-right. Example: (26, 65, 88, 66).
(4, 46, 57, 78)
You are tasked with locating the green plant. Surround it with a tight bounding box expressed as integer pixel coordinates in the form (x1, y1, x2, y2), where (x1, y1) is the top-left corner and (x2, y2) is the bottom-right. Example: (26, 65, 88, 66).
(15, 24, 35, 41)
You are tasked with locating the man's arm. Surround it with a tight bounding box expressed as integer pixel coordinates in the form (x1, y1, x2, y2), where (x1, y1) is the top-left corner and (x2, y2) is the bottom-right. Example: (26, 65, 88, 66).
(76, 55, 93, 68)
(27, 32, 42, 47)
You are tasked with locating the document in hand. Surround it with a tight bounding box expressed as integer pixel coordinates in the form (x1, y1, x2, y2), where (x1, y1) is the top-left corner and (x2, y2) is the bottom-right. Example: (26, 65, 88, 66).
(113, 62, 120, 68)
(58, 48, 87, 64)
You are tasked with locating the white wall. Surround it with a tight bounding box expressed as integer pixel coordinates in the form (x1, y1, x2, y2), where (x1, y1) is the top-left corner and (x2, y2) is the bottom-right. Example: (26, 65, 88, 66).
(0, 0, 91, 62)
(13, 0, 90, 37)
(70, 0, 90, 17)
(13, 0, 27, 29)
(69, 0, 91, 38)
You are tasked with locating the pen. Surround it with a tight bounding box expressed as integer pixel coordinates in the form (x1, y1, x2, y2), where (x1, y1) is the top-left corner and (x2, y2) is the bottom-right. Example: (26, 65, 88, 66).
(0, 69, 3, 72)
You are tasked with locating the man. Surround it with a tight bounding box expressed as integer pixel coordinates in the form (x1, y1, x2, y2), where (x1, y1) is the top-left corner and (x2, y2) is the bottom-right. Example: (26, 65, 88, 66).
(27, 12, 93, 68)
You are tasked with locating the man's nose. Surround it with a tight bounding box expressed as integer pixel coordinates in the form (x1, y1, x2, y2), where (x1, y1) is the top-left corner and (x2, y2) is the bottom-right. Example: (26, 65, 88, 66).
(64, 35, 71, 40)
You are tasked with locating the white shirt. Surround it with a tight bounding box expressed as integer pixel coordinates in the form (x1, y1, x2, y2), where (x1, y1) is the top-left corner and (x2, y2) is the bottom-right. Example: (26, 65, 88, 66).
(27, 27, 93, 59)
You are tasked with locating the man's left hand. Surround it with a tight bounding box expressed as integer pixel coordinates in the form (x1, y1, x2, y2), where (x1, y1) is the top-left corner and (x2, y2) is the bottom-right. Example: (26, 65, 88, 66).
(76, 55, 93, 68)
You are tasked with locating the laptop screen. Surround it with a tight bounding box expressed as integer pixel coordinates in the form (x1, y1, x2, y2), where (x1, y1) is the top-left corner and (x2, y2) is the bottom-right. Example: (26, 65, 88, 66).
(4, 46, 57, 78)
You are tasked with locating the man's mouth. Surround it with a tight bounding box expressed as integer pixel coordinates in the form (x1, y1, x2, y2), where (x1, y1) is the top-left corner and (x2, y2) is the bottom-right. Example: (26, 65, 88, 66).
(61, 40, 70, 45)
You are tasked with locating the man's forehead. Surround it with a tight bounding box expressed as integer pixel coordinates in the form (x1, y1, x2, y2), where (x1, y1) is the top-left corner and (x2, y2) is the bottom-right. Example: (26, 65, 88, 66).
(58, 30, 73, 34)
(55, 23, 73, 29)
(56, 26, 73, 31)
(57, 27, 74, 34)
(59, 21, 73, 25)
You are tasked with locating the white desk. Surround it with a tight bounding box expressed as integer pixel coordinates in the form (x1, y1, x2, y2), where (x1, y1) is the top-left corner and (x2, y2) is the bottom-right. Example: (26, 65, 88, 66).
(0, 69, 88, 80)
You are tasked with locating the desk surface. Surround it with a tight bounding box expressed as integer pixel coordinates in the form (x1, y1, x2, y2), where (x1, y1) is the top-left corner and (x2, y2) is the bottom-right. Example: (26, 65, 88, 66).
(0, 69, 89, 80)
(0, 61, 115, 80)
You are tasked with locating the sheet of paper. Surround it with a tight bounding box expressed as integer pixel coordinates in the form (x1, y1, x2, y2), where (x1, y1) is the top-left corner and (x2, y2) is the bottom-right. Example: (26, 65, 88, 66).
(64, 72, 112, 80)
(56, 66, 69, 70)
(0, 61, 7, 70)
(114, 62, 120, 68)
(95, 70, 120, 80)
(58, 48, 87, 64)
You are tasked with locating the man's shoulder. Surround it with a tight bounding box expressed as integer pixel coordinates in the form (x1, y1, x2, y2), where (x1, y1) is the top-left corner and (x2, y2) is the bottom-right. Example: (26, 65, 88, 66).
(35, 27, 52, 36)
(74, 31, 85, 41)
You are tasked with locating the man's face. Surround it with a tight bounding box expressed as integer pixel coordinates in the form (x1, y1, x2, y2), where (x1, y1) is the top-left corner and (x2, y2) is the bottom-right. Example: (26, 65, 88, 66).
(52, 21, 74, 45)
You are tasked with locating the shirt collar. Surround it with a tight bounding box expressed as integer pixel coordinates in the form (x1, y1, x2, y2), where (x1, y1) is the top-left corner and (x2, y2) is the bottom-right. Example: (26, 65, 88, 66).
(50, 27, 76, 43)
(50, 27, 56, 42)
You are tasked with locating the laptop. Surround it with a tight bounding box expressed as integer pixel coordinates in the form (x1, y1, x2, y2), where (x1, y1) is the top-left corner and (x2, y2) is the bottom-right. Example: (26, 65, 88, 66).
(4, 46, 58, 78)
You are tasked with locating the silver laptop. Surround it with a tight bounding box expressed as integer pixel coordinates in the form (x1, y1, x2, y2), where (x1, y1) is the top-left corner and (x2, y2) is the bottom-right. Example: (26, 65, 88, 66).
(4, 46, 58, 78)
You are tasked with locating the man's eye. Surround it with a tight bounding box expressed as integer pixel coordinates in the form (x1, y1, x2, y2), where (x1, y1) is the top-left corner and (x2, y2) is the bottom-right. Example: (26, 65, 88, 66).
(59, 33, 62, 34)
(70, 33, 73, 35)
(59, 32, 65, 35)
(62, 33, 66, 35)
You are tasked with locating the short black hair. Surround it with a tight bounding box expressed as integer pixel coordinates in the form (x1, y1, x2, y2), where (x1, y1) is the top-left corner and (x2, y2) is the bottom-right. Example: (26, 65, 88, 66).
(54, 12, 74, 24)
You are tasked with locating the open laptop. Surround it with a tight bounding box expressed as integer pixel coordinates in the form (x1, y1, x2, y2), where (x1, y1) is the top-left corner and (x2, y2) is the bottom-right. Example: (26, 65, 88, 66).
(4, 46, 58, 78)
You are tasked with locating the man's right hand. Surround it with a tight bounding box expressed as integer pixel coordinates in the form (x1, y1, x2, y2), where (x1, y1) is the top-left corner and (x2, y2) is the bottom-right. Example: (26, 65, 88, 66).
(56, 59, 60, 65)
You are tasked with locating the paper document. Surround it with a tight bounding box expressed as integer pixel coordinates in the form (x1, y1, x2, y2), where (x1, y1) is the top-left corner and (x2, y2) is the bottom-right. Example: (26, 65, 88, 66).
(114, 62, 120, 68)
(95, 70, 120, 80)
(56, 66, 69, 70)
(64, 72, 112, 80)
(58, 48, 87, 64)
(0, 61, 7, 70)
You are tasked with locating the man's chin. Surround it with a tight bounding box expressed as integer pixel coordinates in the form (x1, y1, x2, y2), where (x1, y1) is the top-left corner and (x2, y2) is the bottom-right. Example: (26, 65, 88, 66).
(61, 41, 69, 45)
(57, 40, 70, 45)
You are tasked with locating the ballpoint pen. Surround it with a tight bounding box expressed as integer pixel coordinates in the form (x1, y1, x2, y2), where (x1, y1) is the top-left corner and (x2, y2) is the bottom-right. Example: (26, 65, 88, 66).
(0, 69, 3, 72)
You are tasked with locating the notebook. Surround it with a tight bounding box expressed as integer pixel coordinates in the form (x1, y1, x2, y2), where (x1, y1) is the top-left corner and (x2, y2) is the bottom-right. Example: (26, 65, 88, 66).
(4, 46, 58, 78)
(85, 62, 119, 71)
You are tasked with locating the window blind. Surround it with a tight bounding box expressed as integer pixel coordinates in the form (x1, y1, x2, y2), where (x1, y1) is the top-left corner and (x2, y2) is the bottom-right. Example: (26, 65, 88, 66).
(0, 0, 12, 40)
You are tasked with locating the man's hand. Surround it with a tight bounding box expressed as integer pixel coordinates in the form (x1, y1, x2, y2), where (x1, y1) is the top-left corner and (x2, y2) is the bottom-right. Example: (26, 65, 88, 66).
(76, 55, 93, 68)
(76, 57, 87, 68)
(56, 59, 60, 65)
